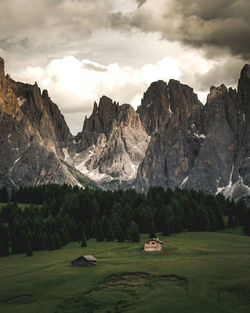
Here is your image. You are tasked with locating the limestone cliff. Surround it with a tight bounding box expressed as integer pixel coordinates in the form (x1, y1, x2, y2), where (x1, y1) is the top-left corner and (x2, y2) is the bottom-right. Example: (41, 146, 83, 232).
(73, 96, 150, 188)
(0, 58, 92, 189)
(135, 65, 250, 203)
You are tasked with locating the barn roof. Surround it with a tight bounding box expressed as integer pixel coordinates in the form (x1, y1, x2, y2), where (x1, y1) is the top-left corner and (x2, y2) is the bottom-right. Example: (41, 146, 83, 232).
(144, 238, 163, 244)
(83, 255, 97, 262)
(72, 255, 97, 262)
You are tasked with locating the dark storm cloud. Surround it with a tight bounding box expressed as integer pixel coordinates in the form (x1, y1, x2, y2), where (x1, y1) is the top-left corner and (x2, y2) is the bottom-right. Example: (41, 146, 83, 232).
(2, 0, 249, 62)
(0, 0, 111, 54)
(128, 0, 250, 59)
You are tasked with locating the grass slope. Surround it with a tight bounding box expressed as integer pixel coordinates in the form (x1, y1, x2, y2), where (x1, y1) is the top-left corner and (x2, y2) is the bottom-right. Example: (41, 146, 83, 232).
(0, 232, 250, 313)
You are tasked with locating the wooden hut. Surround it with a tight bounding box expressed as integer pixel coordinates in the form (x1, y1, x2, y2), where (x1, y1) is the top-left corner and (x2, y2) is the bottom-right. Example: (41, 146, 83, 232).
(144, 238, 163, 252)
(71, 255, 97, 266)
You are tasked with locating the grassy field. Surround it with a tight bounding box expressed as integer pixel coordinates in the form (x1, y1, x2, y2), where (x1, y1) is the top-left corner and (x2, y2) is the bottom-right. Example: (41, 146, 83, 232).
(0, 232, 250, 313)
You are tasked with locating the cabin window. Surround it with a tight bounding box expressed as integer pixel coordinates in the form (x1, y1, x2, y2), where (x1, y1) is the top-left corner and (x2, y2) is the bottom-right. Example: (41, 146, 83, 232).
(152, 242, 155, 245)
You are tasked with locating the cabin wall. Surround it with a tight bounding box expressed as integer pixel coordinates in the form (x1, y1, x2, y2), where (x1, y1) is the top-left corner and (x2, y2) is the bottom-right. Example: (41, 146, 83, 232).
(72, 259, 88, 266)
(144, 241, 163, 251)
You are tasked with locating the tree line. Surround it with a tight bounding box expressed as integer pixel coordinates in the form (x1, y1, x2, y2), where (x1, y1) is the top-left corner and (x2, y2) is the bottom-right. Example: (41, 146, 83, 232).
(0, 184, 249, 257)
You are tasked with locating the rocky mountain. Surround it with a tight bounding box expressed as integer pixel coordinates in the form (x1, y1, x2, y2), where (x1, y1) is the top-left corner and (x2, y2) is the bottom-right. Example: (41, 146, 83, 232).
(69, 96, 150, 189)
(136, 66, 250, 203)
(135, 79, 204, 192)
(0, 57, 97, 189)
(1, 56, 250, 202)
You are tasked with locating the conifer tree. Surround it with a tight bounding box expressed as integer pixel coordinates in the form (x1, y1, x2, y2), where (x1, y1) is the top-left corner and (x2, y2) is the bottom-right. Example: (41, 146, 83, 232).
(106, 226, 115, 242)
(128, 221, 140, 242)
(81, 233, 87, 247)
(148, 222, 156, 238)
(0, 223, 9, 256)
(243, 209, 250, 236)
(96, 221, 104, 242)
(25, 237, 33, 256)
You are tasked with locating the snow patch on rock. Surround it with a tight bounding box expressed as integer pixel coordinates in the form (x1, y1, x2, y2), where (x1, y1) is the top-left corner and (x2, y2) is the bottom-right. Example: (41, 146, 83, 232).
(193, 133, 206, 139)
(17, 97, 26, 107)
(179, 176, 189, 188)
(63, 147, 70, 161)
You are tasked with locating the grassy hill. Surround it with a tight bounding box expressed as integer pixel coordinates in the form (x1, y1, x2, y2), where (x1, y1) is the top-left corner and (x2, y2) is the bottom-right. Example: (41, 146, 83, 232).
(0, 232, 250, 313)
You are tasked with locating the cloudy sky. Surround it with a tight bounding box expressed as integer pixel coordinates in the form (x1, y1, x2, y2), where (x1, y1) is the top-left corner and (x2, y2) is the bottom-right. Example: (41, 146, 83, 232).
(1, 0, 249, 134)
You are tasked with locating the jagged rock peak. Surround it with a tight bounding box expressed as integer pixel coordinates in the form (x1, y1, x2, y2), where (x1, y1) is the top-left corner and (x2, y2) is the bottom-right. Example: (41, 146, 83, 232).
(137, 78, 202, 134)
(0, 57, 5, 77)
(138, 80, 167, 106)
(90, 95, 118, 118)
(238, 64, 250, 115)
(42, 89, 49, 98)
(210, 84, 228, 93)
(98, 95, 118, 112)
(0, 59, 20, 116)
(240, 64, 250, 80)
(207, 84, 228, 101)
(137, 80, 168, 134)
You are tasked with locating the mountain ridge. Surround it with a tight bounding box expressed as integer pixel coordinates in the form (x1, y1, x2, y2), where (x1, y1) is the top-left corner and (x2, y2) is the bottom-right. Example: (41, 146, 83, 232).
(1, 56, 250, 202)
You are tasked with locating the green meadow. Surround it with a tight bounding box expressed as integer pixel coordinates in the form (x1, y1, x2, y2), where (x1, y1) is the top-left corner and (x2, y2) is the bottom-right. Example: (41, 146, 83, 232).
(1, 232, 250, 313)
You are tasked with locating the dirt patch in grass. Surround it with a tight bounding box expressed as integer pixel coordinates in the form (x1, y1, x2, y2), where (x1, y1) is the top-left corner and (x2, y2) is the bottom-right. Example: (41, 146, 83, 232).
(55, 272, 188, 313)
(7, 294, 34, 304)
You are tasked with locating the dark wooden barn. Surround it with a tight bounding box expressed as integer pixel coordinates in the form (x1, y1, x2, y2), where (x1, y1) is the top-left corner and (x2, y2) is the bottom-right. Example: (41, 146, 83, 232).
(71, 255, 97, 266)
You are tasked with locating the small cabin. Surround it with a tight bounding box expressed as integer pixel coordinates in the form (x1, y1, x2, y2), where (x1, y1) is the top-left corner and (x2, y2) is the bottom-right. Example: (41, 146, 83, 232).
(144, 238, 163, 252)
(71, 255, 97, 266)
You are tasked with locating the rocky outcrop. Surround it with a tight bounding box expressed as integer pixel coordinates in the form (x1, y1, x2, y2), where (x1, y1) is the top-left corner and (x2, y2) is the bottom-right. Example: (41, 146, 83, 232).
(135, 65, 250, 203)
(135, 79, 204, 192)
(0, 58, 91, 190)
(184, 85, 240, 193)
(73, 96, 150, 187)
(0, 58, 21, 117)
(10, 80, 72, 152)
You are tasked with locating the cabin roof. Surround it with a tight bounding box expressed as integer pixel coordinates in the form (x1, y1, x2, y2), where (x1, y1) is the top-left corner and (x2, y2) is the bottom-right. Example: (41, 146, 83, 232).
(72, 255, 97, 262)
(83, 255, 97, 262)
(144, 238, 163, 244)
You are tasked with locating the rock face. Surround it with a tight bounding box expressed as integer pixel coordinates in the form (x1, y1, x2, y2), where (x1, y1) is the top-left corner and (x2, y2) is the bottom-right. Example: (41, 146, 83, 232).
(135, 79, 204, 192)
(1, 56, 250, 202)
(135, 65, 250, 203)
(0, 59, 93, 189)
(73, 96, 150, 188)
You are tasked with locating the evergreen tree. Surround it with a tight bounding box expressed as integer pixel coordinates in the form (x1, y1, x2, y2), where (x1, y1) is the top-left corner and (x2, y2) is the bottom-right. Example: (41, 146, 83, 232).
(196, 206, 210, 231)
(174, 216, 183, 233)
(0, 187, 8, 202)
(106, 226, 115, 242)
(162, 219, 171, 236)
(25, 237, 33, 256)
(0, 223, 9, 256)
(117, 228, 126, 242)
(227, 214, 235, 228)
(54, 232, 62, 249)
(148, 222, 156, 238)
(48, 234, 56, 250)
(243, 209, 250, 236)
(127, 221, 140, 242)
(81, 234, 87, 247)
(10, 219, 27, 254)
(96, 221, 104, 242)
